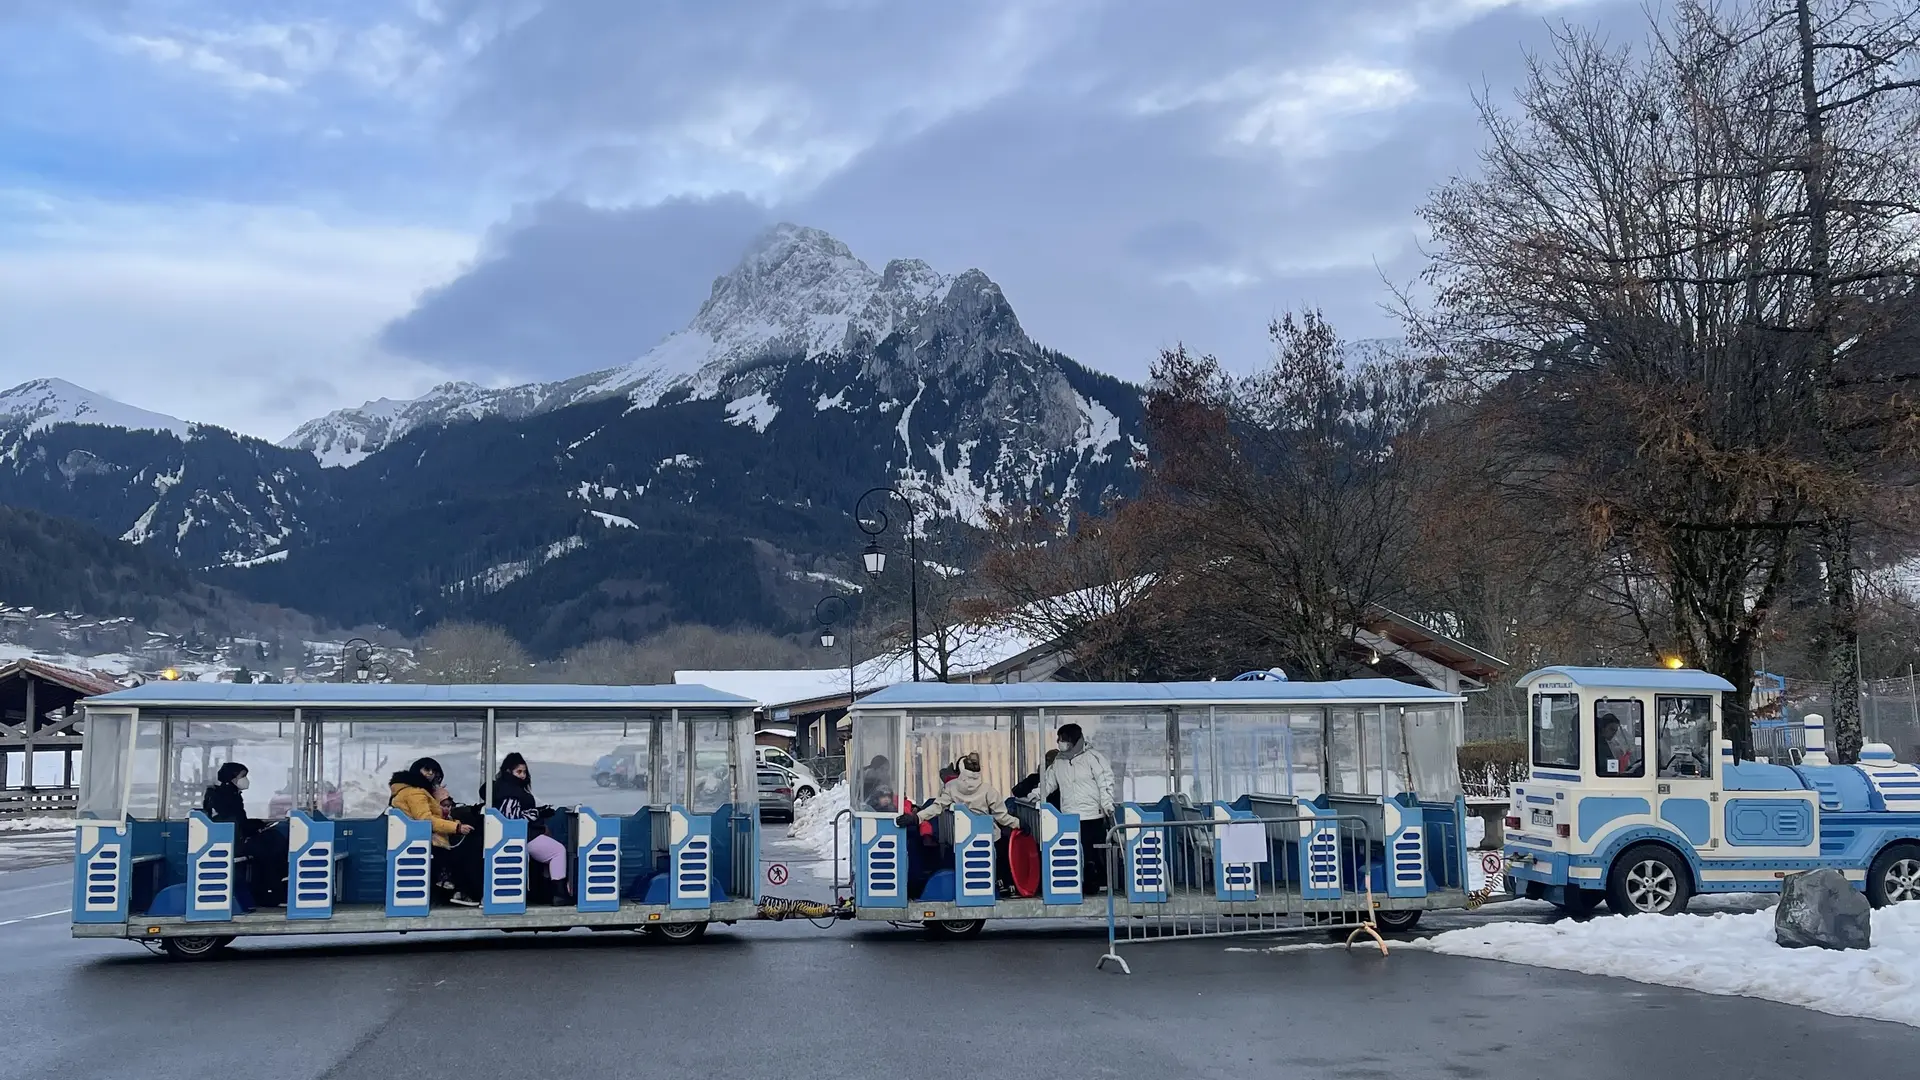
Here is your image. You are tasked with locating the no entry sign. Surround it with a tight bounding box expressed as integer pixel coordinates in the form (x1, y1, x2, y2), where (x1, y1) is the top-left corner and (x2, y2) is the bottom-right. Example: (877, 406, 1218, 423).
(766, 863, 789, 885)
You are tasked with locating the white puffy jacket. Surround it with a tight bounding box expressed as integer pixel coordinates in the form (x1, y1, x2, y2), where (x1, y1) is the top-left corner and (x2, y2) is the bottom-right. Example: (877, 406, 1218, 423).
(1038, 745, 1115, 819)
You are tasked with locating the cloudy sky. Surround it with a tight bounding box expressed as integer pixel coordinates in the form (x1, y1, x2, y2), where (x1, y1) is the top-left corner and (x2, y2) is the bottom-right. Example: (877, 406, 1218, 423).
(0, 0, 1637, 441)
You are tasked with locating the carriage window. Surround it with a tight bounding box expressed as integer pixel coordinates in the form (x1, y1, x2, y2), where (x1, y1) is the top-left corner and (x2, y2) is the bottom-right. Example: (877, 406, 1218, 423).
(1404, 706, 1462, 800)
(1288, 711, 1325, 799)
(850, 713, 901, 813)
(1184, 709, 1292, 802)
(1592, 700, 1645, 778)
(1053, 710, 1169, 804)
(317, 720, 486, 818)
(906, 712, 1015, 806)
(1656, 696, 1714, 778)
(1531, 694, 1579, 771)
(77, 711, 133, 819)
(1328, 707, 1363, 794)
(496, 718, 653, 816)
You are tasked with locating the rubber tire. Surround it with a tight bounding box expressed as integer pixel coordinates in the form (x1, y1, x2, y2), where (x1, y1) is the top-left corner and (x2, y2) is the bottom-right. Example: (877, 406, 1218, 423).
(1373, 909, 1423, 932)
(795, 787, 816, 802)
(925, 919, 985, 939)
(1606, 845, 1693, 916)
(654, 921, 709, 943)
(161, 935, 233, 960)
(1866, 843, 1920, 908)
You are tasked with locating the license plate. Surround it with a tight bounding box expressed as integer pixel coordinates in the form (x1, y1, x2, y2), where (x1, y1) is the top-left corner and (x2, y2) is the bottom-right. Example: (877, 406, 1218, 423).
(1530, 808, 1553, 827)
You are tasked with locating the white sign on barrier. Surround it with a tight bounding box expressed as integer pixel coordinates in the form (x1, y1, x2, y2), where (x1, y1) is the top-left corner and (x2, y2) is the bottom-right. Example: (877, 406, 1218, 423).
(1220, 822, 1268, 864)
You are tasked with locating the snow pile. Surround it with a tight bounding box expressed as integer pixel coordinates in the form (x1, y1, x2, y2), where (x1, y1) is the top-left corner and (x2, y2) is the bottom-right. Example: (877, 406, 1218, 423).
(1412, 903, 1920, 1028)
(788, 781, 851, 880)
(0, 815, 77, 833)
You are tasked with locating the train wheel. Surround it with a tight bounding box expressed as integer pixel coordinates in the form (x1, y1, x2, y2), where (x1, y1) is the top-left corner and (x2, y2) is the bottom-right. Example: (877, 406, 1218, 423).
(654, 921, 709, 943)
(924, 919, 984, 939)
(1867, 843, 1920, 908)
(161, 935, 233, 960)
(1373, 909, 1423, 932)
(1606, 845, 1692, 916)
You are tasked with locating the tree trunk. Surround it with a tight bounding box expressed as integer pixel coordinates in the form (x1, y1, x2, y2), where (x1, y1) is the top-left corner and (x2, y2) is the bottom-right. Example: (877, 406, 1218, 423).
(1825, 519, 1864, 762)
(1707, 635, 1756, 762)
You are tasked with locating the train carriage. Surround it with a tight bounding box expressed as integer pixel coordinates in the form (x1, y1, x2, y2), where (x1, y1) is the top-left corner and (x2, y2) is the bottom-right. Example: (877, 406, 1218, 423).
(69, 682, 763, 957)
(841, 678, 1475, 937)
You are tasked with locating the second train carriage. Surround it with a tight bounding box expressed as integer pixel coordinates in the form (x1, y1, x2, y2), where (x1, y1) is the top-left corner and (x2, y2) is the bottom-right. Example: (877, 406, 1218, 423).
(840, 678, 1474, 936)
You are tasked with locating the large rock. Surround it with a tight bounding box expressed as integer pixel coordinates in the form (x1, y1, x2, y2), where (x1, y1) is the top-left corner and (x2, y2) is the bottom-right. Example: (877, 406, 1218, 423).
(1775, 868, 1872, 950)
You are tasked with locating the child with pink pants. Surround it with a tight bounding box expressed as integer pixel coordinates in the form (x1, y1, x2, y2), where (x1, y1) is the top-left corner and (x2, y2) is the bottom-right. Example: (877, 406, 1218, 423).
(488, 752, 573, 905)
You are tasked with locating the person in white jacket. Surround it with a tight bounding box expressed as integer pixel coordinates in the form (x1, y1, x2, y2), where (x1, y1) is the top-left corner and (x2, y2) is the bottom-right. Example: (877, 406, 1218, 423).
(1036, 723, 1115, 893)
(898, 753, 1021, 897)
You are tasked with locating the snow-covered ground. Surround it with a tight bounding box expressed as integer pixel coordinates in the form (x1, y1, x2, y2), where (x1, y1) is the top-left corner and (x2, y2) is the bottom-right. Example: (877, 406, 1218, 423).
(0, 815, 76, 833)
(788, 781, 850, 880)
(1408, 903, 1920, 1028)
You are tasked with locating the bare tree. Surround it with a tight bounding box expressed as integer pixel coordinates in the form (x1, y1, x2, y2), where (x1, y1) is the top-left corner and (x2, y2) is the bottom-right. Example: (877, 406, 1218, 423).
(1144, 314, 1433, 679)
(410, 621, 531, 684)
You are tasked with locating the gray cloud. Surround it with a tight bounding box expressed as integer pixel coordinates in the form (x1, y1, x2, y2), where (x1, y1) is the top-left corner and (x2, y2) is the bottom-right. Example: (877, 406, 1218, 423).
(379, 193, 771, 379)
(380, 0, 1637, 387)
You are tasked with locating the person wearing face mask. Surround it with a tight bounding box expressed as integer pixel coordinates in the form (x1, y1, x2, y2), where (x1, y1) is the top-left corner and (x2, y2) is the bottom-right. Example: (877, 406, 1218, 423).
(201, 762, 290, 907)
(388, 756, 478, 906)
(896, 753, 1021, 897)
(1035, 724, 1115, 894)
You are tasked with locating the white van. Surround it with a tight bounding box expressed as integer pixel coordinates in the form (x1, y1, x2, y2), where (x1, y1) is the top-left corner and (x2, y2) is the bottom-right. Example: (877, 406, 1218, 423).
(755, 745, 821, 801)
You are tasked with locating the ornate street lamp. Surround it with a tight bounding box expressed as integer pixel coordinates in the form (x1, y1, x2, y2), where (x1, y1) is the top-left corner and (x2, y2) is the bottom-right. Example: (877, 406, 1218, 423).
(855, 486, 921, 681)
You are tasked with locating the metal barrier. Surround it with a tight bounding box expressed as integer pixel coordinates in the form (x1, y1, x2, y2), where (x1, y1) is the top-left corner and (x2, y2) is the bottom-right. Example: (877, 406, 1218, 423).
(0, 789, 76, 820)
(1096, 813, 1395, 974)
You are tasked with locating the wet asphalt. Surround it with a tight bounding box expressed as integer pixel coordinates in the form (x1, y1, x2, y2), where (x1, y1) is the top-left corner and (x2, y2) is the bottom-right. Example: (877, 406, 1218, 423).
(1, 828, 1914, 1080)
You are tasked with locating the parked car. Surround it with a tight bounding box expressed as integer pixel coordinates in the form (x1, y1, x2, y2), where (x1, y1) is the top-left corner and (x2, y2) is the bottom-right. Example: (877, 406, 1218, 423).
(756, 768, 795, 823)
(756, 747, 821, 802)
(593, 744, 648, 789)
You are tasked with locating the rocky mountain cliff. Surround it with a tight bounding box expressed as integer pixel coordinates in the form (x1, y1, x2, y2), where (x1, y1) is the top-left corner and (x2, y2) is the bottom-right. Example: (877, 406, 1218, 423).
(1, 224, 1146, 652)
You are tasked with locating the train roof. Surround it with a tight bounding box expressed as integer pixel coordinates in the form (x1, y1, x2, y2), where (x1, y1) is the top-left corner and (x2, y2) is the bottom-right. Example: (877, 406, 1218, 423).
(853, 678, 1461, 710)
(1517, 666, 1738, 693)
(86, 682, 755, 710)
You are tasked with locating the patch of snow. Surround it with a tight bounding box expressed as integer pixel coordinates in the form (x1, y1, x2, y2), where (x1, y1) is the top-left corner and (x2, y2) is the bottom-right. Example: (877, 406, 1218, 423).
(1075, 392, 1123, 463)
(0, 815, 75, 833)
(659, 454, 699, 469)
(0, 378, 189, 438)
(793, 570, 863, 592)
(120, 501, 160, 545)
(221, 549, 289, 569)
(545, 535, 586, 560)
(725, 392, 779, 432)
(590, 510, 637, 529)
(1408, 902, 1920, 1028)
(788, 782, 851, 881)
(816, 389, 848, 411)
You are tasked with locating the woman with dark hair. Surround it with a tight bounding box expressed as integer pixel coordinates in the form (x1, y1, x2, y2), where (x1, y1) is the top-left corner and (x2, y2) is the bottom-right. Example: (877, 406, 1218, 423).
(389, 756, 477, 906)
(488, 753, 572, 905)
(201, 761, 289, 907)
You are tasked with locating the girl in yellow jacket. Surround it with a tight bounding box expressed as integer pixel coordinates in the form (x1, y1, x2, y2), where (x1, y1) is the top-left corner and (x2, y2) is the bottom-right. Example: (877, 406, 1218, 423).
(388, 757, 472, 848)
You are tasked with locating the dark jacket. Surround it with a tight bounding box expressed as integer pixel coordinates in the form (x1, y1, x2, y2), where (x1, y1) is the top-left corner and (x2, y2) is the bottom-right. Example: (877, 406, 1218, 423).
(1011, 770, 1062, 809)
(201, 782, 260, 842)
(488, 774, 548, 835)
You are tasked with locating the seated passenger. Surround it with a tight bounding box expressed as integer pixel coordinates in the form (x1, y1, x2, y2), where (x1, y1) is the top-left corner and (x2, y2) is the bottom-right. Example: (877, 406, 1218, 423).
(1011, 750, 1061, 808)
(896, 753, 1021, 898)
(860, 754, 894, 810)
(488, 753, 573, 906)
(201, 761, 290, 907)
(388, 757, 477, 907)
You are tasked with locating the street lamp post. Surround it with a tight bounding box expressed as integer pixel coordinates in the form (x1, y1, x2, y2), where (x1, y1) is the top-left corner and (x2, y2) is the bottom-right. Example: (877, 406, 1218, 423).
(341, 638, 389, 684)
(815, 594, 856, 710)
(855, 486, 921, 682)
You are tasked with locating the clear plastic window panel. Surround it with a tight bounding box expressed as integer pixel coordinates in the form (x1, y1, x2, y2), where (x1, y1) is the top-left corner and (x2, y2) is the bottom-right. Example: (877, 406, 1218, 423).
(905, 712, 1016, 807)
(1403, 706, 1463, 801)
(1289, 711, 1326, 799)
(76, 711, 132, 819)
(1376, 707, 1411, 796)
(1328, 707, 1364, 794)
(688, 717, 736, 813)
(1532, 694, 1580, 770)
(315, 719, 487, 819)
(493, 716, 656, 816)
(1593, 699, 1647, 778)
(1655, 696, 1715, 778)
(1184, 709, 1295, 803)
(167, 719, 304, 819)
(1048, 709, 1170, 806)
(850, 712, 901, 813)
(126, 719, 166, 820)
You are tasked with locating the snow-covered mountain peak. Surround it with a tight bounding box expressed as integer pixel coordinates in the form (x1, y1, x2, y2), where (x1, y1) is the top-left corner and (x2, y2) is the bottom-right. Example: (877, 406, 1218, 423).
(0, 378, 189, 439)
